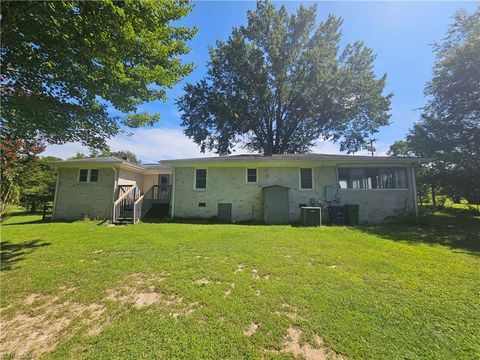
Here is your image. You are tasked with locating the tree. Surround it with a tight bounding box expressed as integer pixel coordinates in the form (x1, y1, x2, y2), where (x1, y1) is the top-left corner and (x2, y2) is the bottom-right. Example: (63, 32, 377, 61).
(1, 0, 196, 149)
(68, 152, 87, 160)
(109, 151, 140, 164)
(403, 7, 480, 204)
(177, 1, 391, 155)
(388, 140, 440, 206)
(85, 148, 141, 163)
(20, 156, 61, 213)
(0, 136, 45, 215)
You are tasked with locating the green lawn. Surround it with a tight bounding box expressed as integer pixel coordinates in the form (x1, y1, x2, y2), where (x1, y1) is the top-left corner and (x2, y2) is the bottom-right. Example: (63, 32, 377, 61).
(1, 209, 479, 359)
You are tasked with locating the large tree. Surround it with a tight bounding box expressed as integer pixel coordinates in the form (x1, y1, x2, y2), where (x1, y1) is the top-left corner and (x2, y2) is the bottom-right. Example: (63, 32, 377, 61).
(177, 1, 391, 155)
(1, 0, 196, 149)
(400, 7, 480, 204)
(0, 136, 45, 215)
(20, 156, 61, 213)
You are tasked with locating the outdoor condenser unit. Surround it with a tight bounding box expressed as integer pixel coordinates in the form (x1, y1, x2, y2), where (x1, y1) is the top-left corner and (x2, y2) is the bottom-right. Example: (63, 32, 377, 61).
(300, 207, 322, 226)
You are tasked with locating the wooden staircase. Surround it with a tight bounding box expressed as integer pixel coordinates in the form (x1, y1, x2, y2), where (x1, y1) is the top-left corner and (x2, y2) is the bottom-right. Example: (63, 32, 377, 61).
(112, 184, 171, 225)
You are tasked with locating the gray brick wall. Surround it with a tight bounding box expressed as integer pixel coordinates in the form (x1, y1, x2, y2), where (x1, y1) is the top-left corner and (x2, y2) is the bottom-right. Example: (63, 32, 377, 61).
(53, 168, 115, 220)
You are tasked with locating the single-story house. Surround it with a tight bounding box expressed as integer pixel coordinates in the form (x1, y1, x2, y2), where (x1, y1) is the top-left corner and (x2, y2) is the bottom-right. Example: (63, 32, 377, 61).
(52, 153, 423, 224)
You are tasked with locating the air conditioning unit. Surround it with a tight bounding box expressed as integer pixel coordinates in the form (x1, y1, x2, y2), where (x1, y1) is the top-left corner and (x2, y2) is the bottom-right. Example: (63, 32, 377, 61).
(300, 207, 322, 226)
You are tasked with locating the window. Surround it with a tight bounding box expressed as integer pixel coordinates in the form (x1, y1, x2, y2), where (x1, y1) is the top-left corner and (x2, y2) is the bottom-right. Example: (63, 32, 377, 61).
(338, 167, 408, 189)
(89, 169, 99, 182)
(195, 169, 207, 189)
(79, 169, 89, 182)
(246, 168, 257, 183)
(198, 202, 206, 207)
(78, 169, 99, 183)
(300, 168, 313, 189)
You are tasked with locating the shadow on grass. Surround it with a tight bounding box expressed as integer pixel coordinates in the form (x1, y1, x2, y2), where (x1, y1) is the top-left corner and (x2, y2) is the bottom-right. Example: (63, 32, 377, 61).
(359, 208, 480, 256)
(1, 239, 51, 271)
(2, 212, 77, 226)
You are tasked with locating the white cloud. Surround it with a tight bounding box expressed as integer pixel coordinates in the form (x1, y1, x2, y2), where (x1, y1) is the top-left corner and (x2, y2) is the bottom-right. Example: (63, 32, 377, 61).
(43, 128, 216, 162)
(43, 127, 393, 161)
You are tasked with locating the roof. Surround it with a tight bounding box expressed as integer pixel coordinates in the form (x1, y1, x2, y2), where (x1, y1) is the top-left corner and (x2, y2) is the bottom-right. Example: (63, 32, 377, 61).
(142, 162, 171, 170)
(54, 156, 150, 171)
(262, 185, 290, 190)
(162, 153, 426, 166)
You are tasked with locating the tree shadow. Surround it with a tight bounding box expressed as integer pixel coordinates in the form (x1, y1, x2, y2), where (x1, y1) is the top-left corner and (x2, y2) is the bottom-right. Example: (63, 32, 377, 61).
(1, 240, 51, 271)
(358, 209, 480, 256)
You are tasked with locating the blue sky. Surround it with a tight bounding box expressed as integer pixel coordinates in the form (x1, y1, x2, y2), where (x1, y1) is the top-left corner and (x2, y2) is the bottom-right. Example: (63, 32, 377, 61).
(46, 1, 477, 162)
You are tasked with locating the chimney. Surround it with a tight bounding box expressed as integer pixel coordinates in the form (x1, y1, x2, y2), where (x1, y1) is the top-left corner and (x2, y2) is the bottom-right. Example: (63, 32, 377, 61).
(122, 155, 129, 161)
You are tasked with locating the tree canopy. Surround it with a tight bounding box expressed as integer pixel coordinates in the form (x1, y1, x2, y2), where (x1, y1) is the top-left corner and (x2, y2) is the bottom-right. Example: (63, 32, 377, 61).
(177, 1, 391, 155)
(400, 7, 480, 204)
(20, 156, 61, 213)
(1, 0, 196, 149)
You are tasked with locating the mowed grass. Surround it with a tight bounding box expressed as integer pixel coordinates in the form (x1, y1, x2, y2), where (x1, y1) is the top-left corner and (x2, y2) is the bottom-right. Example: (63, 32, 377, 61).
(1, 209, 479, 359)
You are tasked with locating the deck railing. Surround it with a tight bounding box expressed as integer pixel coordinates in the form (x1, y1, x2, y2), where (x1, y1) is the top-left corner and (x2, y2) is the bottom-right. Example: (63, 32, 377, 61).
(113, 185, 140, 223)
(133, 195, 144, 224)
(113, 184, 171, 224)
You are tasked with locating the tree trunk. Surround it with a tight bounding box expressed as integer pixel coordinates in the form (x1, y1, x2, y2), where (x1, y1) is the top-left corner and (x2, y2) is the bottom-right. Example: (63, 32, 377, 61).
(264, 142, 273, 156)
(431, 184, 436, 208)
(30, 199, 37, 213)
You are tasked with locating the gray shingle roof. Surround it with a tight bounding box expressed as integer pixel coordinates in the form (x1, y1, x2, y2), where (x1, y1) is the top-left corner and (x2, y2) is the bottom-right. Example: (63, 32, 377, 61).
(162, 153, 424, 163)
(54, 156, 172, 170)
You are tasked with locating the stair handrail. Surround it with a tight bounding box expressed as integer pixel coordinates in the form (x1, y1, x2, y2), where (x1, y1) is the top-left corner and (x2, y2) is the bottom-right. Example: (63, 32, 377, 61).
(113, 185, 140, 223)
(133, 194, 145, 224)
(114, 185, 137, 205)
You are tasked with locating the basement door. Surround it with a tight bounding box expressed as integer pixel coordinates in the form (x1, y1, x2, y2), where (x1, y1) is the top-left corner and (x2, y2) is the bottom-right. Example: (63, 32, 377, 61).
(218, 203, 232, 222)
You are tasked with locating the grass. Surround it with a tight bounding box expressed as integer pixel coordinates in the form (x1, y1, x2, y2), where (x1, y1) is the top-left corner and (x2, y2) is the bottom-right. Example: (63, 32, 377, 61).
(1, 208, 479, 359)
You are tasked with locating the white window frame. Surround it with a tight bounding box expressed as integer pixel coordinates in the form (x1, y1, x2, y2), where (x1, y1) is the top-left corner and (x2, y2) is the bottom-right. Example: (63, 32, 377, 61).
(194, 168, 207, 190)
(245, 168, 258, 184)
(299, 168, 314, 191)
(77, 168, 99, 183)
(336, 167, 409, 190)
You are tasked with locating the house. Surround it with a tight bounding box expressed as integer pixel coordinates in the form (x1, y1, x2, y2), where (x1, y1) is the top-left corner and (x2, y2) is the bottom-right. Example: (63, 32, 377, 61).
(53, 154, 423, 224)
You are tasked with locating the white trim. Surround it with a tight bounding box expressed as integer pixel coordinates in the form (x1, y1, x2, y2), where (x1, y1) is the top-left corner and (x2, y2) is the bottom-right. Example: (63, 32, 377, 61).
(193, 168, 207, 190)
(171, 168, 176, 219)
(336, 166, 409, 190)
(299, 168, 314, 191)
(339, 189, 410, 191)
(411, 167, 418, 216)
(52, 170, 60, 219)
(77, 168, 99, 183)
(245, 168, 258, 184)
(111, 166, 118, 221)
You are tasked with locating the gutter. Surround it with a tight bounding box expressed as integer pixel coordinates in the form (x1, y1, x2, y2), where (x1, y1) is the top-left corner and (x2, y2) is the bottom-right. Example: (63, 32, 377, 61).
(170, 168, 176, 220)
(111, 166, 118, 220)
(52, 169, 61, 219)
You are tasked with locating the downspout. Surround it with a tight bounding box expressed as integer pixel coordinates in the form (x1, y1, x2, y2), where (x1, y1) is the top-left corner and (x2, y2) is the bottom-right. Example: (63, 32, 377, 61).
(170, 168, 176, 220)
(52, 169, 61, 219)
(411, 166, 418, 216)
(111, 166, 119, 220)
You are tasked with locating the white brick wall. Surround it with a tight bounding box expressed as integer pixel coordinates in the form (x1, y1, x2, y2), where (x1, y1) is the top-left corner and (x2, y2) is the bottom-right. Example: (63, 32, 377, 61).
(173, 166, 415, 223)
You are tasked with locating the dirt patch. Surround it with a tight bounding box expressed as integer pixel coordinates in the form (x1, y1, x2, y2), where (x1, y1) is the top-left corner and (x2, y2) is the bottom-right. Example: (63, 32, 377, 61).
(327, 265, 338, 269)
(0, 272, 198, 359)
(224, 283, 235, 298)
(193, 277, 210, 285)
(24, 293, 42, 305)
(171, 301, 198, 319)
(105, 287, 161, 309)
(234, 264, 244, 274)
(275, 303, 303, 320)
(243, 322, 259, 336)
(264, 327, 345, 360)
(252, 268, 270, 280)
(1, 291, 106, 359)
